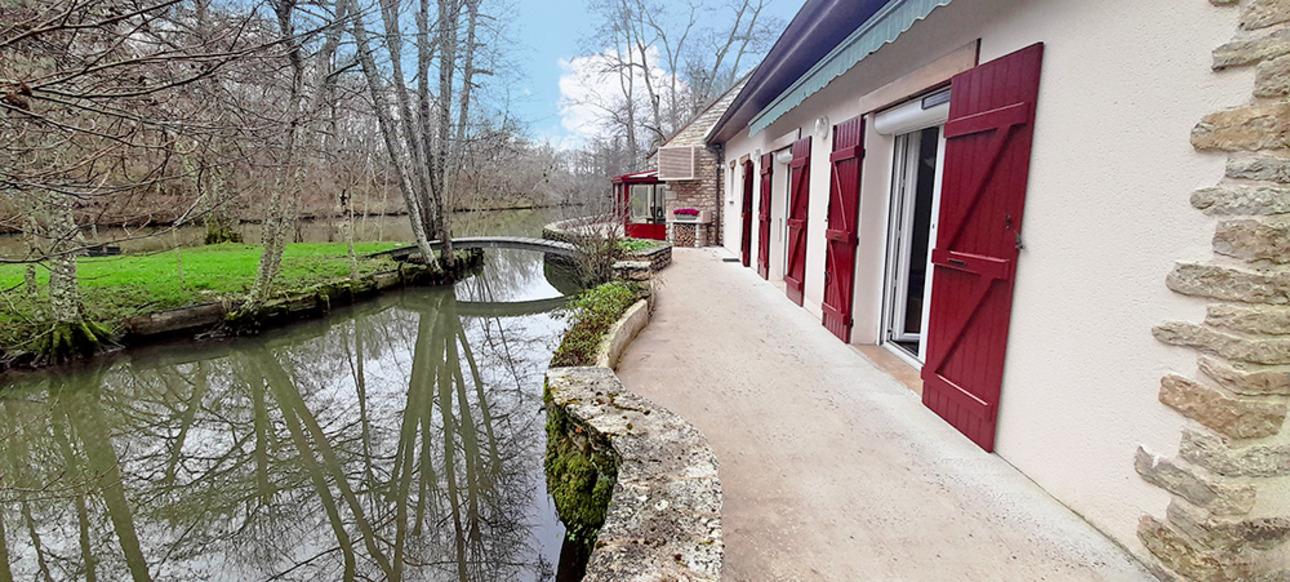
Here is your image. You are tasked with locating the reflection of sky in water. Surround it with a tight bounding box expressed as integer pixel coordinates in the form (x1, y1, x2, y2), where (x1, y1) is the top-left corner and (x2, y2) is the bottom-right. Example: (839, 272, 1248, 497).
(455, 249, 580, 303)
(0, 251, 575, 581)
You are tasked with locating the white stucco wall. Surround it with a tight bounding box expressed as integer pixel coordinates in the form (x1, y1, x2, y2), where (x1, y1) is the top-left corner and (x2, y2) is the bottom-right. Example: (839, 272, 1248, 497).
(716, 0, 1252, 556)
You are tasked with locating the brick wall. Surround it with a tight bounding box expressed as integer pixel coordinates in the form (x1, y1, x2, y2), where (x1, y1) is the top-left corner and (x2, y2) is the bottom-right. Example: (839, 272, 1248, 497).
(665, 148, 722, 246)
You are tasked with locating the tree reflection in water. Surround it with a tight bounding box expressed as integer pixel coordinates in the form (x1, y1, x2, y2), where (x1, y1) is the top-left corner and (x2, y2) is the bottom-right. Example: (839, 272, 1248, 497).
(0, 255, 569, 581)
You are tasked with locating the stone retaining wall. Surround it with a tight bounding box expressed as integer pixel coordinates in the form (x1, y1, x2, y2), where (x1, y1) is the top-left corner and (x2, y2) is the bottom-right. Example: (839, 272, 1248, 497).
(544, 216, 674, 285)
(544, 274, 723, 581)
(1138, 2, 1290, 579)
(628, 243, 673, 272)
(545, 367, 723, 582)
(594, 299, 651, 369)
(613, 245, 673, 282)
(543, 217, 621, 244)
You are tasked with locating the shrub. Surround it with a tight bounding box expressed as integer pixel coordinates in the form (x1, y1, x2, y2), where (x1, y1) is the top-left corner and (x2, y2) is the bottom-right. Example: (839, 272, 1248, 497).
(550, 281, 640, 367)
(615, 238, 657, 253)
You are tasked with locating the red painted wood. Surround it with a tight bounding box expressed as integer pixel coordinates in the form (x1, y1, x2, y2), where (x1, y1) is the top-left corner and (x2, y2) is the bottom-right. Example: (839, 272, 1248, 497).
(822, 116, 865, 342)
(921, 43, 1044, 453)
(784, 137, 812, 306)
(625, 223, 666, 240)
(757, 153, 774, 279)
(741, 160, 755, 267)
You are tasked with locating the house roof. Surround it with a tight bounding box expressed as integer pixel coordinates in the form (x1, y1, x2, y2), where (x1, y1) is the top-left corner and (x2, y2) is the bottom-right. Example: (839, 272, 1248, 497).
(656, 75, 750, 151)
(747, 0, 953, 135)
(707, 0, 953, 143)
(705, 0, 893, 144)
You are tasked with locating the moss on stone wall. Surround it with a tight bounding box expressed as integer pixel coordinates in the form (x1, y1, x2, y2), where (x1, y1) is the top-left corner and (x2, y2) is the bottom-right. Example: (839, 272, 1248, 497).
(544, 381, 619, 545)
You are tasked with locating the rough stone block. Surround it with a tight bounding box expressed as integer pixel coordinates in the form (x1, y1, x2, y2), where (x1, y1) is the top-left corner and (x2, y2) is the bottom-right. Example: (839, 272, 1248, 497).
(545, 367, 723, 581)
(1243, 0, 1290, 30)
(612, 261, 652, 282)
(1228, 154, 1290, 183)
(1191, 103, 1290, 150)
(1158, 375, 1287, 439)
(1135, 447, 1257, 515)
(1215, 218, 1290, 264)
(1154, 321, 1290, 365)
(1199, 356, 1290, 396)
(1168, 499, 1290, 553)
(1193, 183, 1290, 215)
(1138, 515, 1258, 581)
(1166, 263, 1290, 305)
(1213, 28, 1290, 69)
(1180, 427, 1290, 477)
(1256, 54, 1290, 97)
(1207, 304, 1290, 335)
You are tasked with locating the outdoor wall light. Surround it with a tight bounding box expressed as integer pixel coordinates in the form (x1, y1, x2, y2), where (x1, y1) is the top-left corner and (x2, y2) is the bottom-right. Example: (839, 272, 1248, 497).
(815, 115, 830, 139)
(774, 148, 794, 165)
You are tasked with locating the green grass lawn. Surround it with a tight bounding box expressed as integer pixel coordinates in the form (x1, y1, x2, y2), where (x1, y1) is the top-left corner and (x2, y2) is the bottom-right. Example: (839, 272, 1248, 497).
(0, 242, 404, 350)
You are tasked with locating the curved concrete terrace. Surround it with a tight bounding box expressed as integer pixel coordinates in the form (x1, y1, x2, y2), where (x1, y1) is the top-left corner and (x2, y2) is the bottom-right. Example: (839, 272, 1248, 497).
(614, 248, 1154, 581)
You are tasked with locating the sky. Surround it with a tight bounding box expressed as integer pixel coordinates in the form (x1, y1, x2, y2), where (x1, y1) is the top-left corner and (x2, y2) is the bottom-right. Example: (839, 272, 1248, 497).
(509, 0, 803, 148)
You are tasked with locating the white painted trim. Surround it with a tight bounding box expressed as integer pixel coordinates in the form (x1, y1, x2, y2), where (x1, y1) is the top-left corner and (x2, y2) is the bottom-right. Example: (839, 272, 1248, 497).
(881, 340, 923, 370)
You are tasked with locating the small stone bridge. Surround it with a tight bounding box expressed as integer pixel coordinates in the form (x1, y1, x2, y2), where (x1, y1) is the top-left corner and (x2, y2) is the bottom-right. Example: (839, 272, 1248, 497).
(374, 236, 582, 261)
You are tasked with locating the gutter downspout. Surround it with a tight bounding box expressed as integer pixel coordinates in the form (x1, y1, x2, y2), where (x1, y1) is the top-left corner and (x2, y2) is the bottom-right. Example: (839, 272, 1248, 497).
(708, 143, 725, 247)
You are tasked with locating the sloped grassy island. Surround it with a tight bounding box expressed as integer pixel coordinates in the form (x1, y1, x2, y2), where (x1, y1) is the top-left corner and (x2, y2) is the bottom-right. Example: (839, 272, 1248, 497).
(0, 242, 482, 368)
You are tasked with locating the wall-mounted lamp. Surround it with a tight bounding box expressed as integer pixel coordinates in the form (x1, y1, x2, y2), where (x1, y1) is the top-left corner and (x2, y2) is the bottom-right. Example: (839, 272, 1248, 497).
(774, 148, 794, 165)
(815, 115, 831, 139)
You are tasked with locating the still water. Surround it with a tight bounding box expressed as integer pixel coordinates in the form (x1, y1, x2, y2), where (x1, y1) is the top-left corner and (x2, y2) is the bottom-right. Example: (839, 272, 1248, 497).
(0, 249, 582, 581)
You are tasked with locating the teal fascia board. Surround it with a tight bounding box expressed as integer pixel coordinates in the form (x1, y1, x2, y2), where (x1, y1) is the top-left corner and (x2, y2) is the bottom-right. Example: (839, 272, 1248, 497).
(747, 0, 954, 135)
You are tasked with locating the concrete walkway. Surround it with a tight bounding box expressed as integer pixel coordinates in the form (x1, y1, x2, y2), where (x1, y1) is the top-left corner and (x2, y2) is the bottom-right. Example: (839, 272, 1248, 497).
(615, 248, 1153, 581)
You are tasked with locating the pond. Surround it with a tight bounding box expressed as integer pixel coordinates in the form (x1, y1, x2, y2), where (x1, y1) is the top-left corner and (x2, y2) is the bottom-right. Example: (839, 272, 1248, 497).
(0, 248, 585, 581)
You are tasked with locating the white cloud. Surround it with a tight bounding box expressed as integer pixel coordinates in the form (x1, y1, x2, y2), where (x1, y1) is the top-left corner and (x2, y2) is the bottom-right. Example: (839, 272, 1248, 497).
(556, 46, 684, 149)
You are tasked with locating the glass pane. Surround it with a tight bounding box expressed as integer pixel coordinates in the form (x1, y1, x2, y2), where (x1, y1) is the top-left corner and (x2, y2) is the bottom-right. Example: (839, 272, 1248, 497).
(629, 185, 652, 223)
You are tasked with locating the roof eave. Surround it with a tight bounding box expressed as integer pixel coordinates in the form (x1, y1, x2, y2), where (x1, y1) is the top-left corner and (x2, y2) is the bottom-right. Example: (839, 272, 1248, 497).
(707, 0, 894, 145)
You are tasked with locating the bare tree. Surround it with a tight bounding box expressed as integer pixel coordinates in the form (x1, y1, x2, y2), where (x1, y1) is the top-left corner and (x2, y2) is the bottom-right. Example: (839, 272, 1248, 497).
(349, 0, 519, 268)
(240, 0, 352, 311)
(570, 0, 782, 173)
(0, 0, 277, 358)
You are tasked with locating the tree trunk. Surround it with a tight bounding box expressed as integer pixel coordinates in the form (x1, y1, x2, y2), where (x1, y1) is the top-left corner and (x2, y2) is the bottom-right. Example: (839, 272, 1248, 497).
(349, 0, 438, 264)
(433, 0, 460, 265)
(44, 193, 81, 326)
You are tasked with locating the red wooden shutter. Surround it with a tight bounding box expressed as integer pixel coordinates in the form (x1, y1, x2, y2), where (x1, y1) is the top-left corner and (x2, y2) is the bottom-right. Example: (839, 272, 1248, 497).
(822, 117, 865, 342)
(757, 153, 774, 279)
(785, 137, 811, 306)
(921, 43, 1043, 452)
(741, 160, 755, 267)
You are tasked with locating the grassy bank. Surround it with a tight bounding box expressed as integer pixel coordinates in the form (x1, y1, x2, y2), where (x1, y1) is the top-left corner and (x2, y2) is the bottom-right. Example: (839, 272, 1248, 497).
(0, 242, 404, 350)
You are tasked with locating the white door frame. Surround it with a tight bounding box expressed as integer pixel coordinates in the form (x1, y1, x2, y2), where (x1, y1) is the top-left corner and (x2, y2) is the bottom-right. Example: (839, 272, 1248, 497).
(880, 127, 946, 365)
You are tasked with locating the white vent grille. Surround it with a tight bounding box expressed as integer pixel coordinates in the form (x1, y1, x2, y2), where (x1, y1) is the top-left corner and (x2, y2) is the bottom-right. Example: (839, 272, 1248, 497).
(657, 146, 697, 181)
